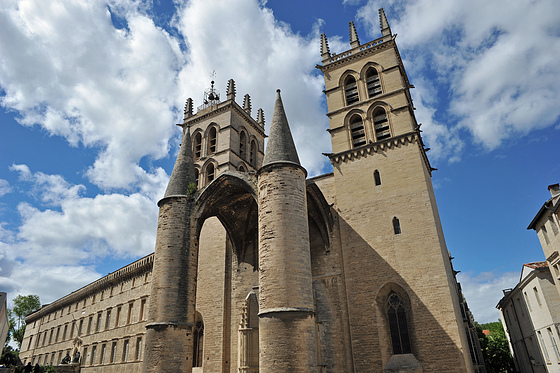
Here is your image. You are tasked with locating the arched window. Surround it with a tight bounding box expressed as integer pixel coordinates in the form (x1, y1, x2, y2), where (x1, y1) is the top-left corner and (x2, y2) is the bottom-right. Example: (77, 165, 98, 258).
(208, 127, 217, 155)
(387, 291, 411, 354)
(393, 217, 401, 235)
(193, 132, 202, 159)
(250, 140, 257, 167)
(239, 131, 247, 159)
(344, 75, 359, 105)
(206, 163, 215, 184)
(366, 68, 381, 98)
(373, 107, 390, 141)
(193, 314, 204, 367)
(194, 168, 200, 188)
(239, 164, 246, 172)
(349, 114, 366, 148)
(374, 170, 381, 186)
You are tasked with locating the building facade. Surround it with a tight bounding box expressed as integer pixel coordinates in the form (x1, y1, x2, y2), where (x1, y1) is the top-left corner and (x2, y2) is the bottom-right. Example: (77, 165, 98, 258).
(498, 262, 560, 373)
(20, 9, 479, 373)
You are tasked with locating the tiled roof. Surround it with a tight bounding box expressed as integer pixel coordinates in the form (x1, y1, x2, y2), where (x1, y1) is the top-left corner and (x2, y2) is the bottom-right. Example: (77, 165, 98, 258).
(524, 261, 548, 269)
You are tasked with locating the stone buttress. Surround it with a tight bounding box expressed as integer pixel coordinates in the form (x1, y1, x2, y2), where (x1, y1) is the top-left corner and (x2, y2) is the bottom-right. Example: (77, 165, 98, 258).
(143, 124, 197, 373)
(257, 90, 318, 372)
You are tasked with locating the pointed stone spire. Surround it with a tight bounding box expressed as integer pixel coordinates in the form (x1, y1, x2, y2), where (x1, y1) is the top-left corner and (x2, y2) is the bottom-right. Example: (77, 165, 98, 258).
(227, 78, 236, 101)
(257, 108, 265, 128)
(349, 21, 360, 48)
(164, 126, 196, 197)
(243, 94, 252, 115)
(320, 33, 330, 61)
(262, 90, 300, 167)
(379, 8, 392, 37)
(183, 98, 193, 121)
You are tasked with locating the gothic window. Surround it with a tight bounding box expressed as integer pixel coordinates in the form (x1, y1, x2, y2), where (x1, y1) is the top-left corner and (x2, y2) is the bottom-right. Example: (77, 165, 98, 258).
(193, 314, 204, 367)
(373, 107, 391, 141)
(393, 217, 401, 235)
(194, 132, 202, 159)
(208, 127, 217, 154)
(250, 140, 257, 167)
(344, 75, 359, 105)
(240, 130, 247, 159)
(206, 163, 215, 184)
(387, 291, 411, 354)
(195, 168, 199, 188)
(374, 170, 381, 186)
(366, 68, 382, 98)
(349, 114, 366, 148)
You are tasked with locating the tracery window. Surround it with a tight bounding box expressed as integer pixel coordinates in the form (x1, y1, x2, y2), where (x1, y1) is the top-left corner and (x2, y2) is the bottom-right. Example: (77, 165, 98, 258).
(366, 68, 382, 98)
(387, 291, 411, 354)
(344, 76, 359, 105)
(349, 114, 366, 148)
(193, 316, 204, 367)
(194, 132, 202, 159)
(373, 107, 391, 141)
(208, 127, 217, 154)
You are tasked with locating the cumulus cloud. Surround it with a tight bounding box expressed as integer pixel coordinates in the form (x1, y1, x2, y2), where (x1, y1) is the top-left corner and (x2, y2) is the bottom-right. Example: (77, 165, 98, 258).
(457, 270, 519, 323)
(0, 179, 11, 197)
(356, 0, 560, 159)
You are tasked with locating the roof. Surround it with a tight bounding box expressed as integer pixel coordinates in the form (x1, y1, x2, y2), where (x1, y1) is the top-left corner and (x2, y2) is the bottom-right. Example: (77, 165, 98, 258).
(523, 261, 548, 269)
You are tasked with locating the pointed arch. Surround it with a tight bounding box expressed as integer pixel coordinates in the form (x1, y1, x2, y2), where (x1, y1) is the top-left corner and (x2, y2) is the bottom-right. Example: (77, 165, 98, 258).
(344, 75, 359, 105)
(193, 131, 203, 159)
(194, 167, 200, 188)
(205, 162, 216, 185)
(348, 113, 366, 148)
(206, 124, 218, 155)
(372, 106, 391, 141)
(192, 311, 204, 367)
(366, 67, 382, 98)
(239, 129, 247, 160)
(249, 138, 258, 167)
(376, 283, 415, 357)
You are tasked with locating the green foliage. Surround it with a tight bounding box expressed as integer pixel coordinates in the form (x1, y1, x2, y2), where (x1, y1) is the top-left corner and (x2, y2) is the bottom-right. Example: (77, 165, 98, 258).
(0, 345, 20, 366)
(476, 320, 514, 373)
(186, 182, 197, 195)
(10, 295, 40, 349)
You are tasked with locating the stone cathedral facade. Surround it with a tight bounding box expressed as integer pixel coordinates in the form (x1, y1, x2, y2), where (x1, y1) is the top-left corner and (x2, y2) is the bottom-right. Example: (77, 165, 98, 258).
(19, 9, 483, 373)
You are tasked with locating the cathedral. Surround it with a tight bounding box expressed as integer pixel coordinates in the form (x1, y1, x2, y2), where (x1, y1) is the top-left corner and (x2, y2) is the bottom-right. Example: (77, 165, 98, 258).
(19, 9, 483, 373)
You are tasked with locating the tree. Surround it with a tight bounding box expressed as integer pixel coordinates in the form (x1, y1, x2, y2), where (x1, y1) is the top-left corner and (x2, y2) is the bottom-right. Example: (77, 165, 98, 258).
(477, 320, 514, 373)
(11, 295, 40, 349)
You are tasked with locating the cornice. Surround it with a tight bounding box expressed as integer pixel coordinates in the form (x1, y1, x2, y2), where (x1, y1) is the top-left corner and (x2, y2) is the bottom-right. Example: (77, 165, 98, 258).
(26, 254, 154, 323)
(317, 36, 393, 72)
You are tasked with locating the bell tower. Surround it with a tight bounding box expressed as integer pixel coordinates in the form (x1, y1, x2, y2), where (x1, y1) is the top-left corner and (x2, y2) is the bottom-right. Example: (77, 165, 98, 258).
(317, 9, 474, 372)
(183, 78, 266, 189)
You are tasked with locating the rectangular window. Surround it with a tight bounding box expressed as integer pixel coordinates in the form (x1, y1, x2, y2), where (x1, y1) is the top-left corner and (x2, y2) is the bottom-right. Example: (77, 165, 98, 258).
(123, 339, 129, 362)
(96, 312, 102, 332)
(127, 302, 133, 324)
(78, 319, 83, 336)
(101, 344, 106, 364)
(91, 345, 97, 365)
(63, 324, 67, 340)
(70, 322, 75, 338)
(82, 347, 87, 366)
(538, 331, 550, 362)
(140, 299, 146, 321)
(105, 308, 112, 330)
(136, 337, 142, 360)
(534, 287, 542, 307)
(28, 336, 33, 350)
(549, 328, 560, 361)
(50, 353, 55, 366)
(56, 326, 60, 342)
(524, 292, 532, 311)
(550, 217, 559, 235)
(87, 316, 93, 335)
(48, 329, 53, 344)
(115, 306, 121, 327)
(111, 342, 117, 363)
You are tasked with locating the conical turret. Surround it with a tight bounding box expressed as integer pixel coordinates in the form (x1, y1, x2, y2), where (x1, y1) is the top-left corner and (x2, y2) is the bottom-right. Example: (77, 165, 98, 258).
(262, 89, 300, 168)
(164, 126, 196, 197)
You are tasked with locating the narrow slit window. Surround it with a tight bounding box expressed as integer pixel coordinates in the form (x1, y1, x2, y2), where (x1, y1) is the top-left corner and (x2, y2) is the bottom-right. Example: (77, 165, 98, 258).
(393, 217, 401, 235)
(349, 115, 366, 148)
(195, 168, 199, 188)
(239, 131, 246, 159)
(366, 68, 381, 98)
(374, 170, 381, 186)
(344, 76, 359, 105)
(193, 318, 204, 367)
(373, 108, 391, 141)
(250, 140, 257, 167)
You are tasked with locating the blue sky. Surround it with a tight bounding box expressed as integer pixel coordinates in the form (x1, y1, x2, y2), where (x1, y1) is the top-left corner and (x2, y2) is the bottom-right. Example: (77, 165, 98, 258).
(0, 0, 559, 324)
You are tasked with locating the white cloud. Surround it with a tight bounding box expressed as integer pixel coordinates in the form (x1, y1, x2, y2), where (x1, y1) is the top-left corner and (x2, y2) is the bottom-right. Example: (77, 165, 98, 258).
(356, 0, 560, 159)
(0, 179, 11, 197)
(457, 270, 519, 323)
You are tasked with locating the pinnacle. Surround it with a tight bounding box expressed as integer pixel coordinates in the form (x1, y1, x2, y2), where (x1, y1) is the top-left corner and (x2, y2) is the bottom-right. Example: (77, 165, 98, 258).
(164, 126, 196, 197)
(262, 90, 301, 168)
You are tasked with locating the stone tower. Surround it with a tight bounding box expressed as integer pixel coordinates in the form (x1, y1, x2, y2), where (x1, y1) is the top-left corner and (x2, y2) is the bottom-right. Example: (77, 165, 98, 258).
(257, 90, 317, 372)
(316, 9, 473, 371)
(184, 79, 266, 188)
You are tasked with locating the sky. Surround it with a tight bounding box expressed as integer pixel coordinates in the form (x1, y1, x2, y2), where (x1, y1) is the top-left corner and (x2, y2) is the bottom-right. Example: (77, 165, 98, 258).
(0, 0, 559, 326)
